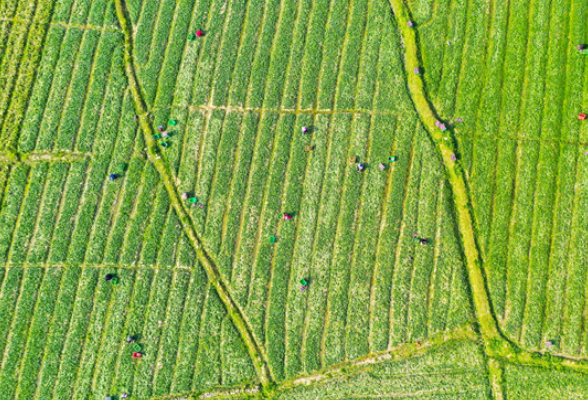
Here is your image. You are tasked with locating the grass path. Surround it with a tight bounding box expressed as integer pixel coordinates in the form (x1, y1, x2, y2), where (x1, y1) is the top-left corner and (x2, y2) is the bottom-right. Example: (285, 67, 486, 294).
(0, 150, 89, 164)
(278, 324, 477, 391)
(147, 325, 477, 400)
(387, 0, 501, 344)
(387, 0, 588, 384)
(113, 0, 274, 391)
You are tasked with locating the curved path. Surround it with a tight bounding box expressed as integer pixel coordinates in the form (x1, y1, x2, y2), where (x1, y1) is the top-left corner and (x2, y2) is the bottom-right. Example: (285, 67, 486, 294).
(387, 0, 588, 386)
(387, 0, 501, 342)
(113, 0, 274, 390)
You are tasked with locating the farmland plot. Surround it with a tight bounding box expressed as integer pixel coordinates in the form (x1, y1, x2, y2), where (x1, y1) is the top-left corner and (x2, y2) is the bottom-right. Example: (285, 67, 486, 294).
(9, 0, 588, 397)
(0, 267, 255, 399)
(505, 364, 588, 399)
(119, 0, 476, 381)
(276, 341, 491, 399)
(0, 0, 477, 396)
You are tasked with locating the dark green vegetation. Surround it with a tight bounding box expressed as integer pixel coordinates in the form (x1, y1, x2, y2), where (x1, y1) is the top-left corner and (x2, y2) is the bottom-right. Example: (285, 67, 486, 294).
(2, 0, 588, 398)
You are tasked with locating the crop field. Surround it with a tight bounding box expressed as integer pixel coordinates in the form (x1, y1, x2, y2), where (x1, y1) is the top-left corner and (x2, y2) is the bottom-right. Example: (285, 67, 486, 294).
(2, 0, 588, 398)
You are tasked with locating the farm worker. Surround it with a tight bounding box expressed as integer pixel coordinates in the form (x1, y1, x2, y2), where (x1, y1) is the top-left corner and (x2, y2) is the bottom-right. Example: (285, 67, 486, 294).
(121, 394, 128, 399)
(420, 238, 428, 246)
(105, 274, 114, 281)
(357, 163, 365, 171)
(126, 335, 136, 343)
(283, 213, 292, 220)
(158, 125, 164, 131)
(109, 174, 118, 180)
(196, 30, 203, 37)
(301, 126, 308, 133)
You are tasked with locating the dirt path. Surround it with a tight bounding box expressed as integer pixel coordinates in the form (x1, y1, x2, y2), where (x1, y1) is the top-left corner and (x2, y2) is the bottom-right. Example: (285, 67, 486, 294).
(113, 0, 274, 390)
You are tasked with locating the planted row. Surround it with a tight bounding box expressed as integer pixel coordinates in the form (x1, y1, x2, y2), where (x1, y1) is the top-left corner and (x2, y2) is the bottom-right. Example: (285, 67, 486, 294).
(0, 267, 255, 398)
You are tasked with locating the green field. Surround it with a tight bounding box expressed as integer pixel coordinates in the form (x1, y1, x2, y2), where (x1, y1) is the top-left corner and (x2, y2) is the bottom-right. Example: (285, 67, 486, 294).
(1, 0, 588, 398)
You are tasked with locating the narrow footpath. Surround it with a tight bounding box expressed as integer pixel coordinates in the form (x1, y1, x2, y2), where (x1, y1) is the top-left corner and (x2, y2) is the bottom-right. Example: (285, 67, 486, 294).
(387, 0, 501, 343)
(113, 0, 274, 391)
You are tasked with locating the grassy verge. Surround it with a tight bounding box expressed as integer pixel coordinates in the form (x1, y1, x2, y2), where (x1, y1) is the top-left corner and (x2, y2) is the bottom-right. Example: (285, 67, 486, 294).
(387, 0, 501, 343)
(114, 0, 274, 391)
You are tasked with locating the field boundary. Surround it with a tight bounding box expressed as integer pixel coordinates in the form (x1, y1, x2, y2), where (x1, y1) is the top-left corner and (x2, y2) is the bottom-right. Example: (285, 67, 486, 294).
(113, 0, 274, 391)
(149, 325, 477, 400)
(388, 0, 588, 382)
(387, 0, 501, 343)
(0, 150, 90, 164)
(151, 104, 402, 117)
(279, 324, 477, 391)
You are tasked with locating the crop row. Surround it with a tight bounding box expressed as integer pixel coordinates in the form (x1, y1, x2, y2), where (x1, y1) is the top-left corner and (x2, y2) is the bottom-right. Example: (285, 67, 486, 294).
(505, 364, 588, 399)
(18, 24, 126, 153)
(411, 0, 466, 114)
(0, 153, 194, 268)
(141, 2, 474, 379)
(0, 0, 20, 20)
(407, 0, 588, 359)
(415, 0, 588, 358)
(0, 16, 38, 148)
(0, 0, 55, 151)
(148, 1, 473, 379)
(0, 0, 119, 151)
(52, 0, 115, 26)
(132, 0, 409, 126)
(165, 0, 415, 269)
(0, 266, 255, 399)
